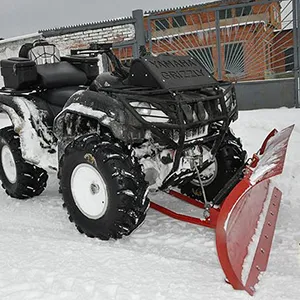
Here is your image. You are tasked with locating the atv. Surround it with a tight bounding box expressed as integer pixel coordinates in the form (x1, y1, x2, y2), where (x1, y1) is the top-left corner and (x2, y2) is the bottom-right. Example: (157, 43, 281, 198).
(0, 40, 293, 295)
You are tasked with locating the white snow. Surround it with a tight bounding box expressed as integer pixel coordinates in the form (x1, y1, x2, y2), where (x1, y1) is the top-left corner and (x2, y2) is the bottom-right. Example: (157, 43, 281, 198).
(0, 107, 299, 299)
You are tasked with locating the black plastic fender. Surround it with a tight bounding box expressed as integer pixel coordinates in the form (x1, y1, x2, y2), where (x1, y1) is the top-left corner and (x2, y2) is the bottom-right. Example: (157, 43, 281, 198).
(0, 93, 57, 168)
(54, 89, 146, 145)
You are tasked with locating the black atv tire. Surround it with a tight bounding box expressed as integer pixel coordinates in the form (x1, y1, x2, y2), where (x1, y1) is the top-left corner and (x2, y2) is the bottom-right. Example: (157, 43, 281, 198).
(60, 133, 149, 240)
(180, 132, 246, 205)
(0, 126, 48, 199)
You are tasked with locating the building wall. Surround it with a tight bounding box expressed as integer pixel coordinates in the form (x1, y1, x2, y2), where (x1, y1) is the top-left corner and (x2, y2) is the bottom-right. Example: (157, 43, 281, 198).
(236, 78, 295, 110)
(272, 29, 294, 75)
(45, 24, 135, 56)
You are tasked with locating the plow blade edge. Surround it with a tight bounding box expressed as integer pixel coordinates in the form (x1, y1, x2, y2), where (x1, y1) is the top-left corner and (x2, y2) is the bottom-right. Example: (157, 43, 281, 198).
(216, 125, 294, 295)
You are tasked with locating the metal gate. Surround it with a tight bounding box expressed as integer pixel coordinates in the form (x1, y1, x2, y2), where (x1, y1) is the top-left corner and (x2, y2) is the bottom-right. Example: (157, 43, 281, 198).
(146, 0, 299, 107)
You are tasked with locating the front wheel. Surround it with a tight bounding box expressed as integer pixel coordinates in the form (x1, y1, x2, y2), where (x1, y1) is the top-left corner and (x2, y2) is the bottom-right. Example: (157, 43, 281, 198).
(60, 134, 149, 240)
(180, 132, 246, 205)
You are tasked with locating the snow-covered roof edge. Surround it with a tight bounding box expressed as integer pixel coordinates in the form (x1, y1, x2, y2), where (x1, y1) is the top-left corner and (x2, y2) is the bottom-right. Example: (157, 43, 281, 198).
(0, 32, 41, 45)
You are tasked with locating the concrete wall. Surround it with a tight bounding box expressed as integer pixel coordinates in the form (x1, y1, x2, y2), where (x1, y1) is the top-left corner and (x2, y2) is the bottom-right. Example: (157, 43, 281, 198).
(235, 78, 295, 110)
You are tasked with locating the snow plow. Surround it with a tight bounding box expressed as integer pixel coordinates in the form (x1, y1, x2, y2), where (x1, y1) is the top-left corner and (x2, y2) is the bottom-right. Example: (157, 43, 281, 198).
(151, 125, 293, 295)
(0, 41, 294, 295)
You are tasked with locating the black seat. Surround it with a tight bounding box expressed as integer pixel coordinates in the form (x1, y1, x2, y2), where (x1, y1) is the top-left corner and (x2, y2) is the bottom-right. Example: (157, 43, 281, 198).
(36, 62, 87, 89)
(26, 41, 88, 89)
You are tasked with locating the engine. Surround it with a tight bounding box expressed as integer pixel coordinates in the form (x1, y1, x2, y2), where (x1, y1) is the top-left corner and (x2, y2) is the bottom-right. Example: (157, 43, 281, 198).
(133, 140, 216, 191)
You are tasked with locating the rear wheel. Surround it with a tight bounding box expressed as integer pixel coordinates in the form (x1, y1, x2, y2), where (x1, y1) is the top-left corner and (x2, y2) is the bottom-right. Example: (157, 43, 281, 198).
(60, 133, 149, 240)
(180, 132, 246, 205)
(0, 126, 48, 199)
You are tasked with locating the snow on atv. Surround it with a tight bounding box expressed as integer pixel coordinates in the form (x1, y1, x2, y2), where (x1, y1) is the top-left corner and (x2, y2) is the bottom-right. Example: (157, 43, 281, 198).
(0, 40, 293, 295)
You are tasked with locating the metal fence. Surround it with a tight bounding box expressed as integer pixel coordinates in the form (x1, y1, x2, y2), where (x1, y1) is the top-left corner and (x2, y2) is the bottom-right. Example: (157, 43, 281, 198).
(143, 0, 300, 107)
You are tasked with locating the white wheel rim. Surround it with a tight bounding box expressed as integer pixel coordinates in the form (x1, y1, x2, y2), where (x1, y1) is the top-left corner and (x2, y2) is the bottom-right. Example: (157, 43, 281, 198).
(192, 146, 218, 186)
(71, 163, 108, 219)
(1, 145, 17, 184)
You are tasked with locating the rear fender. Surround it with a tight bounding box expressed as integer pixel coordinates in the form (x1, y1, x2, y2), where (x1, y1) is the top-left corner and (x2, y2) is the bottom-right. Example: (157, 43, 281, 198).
(0, 94, 57, 169)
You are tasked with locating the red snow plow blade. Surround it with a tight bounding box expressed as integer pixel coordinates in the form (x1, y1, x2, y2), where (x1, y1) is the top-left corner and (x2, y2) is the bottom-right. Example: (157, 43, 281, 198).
(216, 125, 294, 295)
(150, 125, 294, 295)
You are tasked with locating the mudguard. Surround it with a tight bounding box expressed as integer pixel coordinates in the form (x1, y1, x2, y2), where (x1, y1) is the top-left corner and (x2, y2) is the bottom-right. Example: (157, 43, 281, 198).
(0, 93, 57, 169)
(54, 89, 147, 144)
(216, 125, 294, 295)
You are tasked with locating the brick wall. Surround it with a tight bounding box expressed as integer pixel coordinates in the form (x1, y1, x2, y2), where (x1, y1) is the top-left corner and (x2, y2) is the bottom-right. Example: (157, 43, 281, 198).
(45, 24, 135, 56)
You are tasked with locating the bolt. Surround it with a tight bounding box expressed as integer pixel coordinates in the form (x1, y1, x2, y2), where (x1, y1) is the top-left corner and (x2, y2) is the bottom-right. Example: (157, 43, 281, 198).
(90, 183, 100, 195)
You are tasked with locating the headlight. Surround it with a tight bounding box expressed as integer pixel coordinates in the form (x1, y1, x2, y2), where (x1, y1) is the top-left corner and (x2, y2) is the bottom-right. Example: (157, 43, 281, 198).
(221, 87, 236, 112)
(130, 102, 169, 123)
(135, 102, 151, 116)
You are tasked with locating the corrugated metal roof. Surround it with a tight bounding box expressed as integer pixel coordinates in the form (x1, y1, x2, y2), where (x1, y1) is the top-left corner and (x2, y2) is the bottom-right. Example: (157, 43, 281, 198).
(145, 0, 222, 15)
(145, 0, 257, 14)
(39, 16, 134, 37)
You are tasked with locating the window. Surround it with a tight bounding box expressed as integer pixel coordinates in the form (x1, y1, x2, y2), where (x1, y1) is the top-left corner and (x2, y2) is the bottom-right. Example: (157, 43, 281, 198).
(219, 9, 232, 20)
(285, 47, 294, 72)
(236, 6, 252, 17)
(155, 19, 170, 31)
(172, 15, 187, 27)
(187, 47, 214, 74)
(225, 43, 245, 76)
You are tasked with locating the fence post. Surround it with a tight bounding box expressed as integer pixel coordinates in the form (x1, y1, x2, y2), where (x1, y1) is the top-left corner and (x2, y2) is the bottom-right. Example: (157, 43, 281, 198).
(132, 9, 146, 58)
(215, 10, 223, 81)
(293, 0, 300, 107)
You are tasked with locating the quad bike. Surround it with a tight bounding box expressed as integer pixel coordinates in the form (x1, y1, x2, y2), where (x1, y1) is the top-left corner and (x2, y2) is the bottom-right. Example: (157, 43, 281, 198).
(0, 41, 293, 295)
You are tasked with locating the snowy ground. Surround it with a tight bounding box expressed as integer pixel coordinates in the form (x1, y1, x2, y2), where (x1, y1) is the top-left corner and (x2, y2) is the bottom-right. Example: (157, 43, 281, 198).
(0, 108, 299, 300)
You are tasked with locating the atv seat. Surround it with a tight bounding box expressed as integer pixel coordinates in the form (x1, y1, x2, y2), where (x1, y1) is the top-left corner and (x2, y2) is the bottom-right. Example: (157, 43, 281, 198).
(25, 41, 89, 118)
(36, 62, 87, 89)
(27, 42, 88, 89)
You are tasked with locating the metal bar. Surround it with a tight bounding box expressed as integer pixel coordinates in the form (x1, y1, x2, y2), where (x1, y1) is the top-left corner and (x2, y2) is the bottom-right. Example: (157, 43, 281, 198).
(149, 201, 218, 228)
(186, 15, 215, 72)
(132, 9, 146, 58)
(147, 17, 153, 53)
(298, 0, 300, 107)
(215, 10, 222, 80)
(293, 0, 300, 107)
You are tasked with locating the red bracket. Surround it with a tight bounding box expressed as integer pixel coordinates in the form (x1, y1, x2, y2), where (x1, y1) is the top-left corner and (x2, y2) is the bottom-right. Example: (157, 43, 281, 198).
(150, 190, 220, 229)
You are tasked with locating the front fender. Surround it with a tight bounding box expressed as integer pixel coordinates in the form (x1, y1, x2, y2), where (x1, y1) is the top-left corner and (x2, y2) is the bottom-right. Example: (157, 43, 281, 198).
(54, 89, 146, 143)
